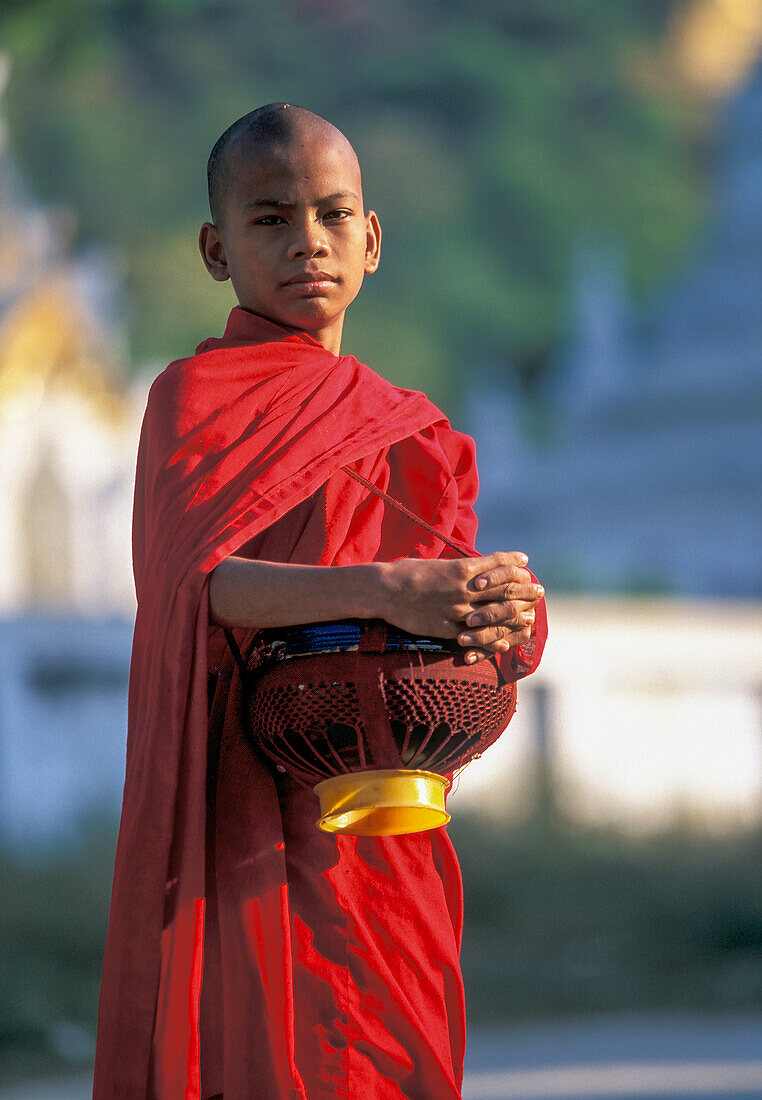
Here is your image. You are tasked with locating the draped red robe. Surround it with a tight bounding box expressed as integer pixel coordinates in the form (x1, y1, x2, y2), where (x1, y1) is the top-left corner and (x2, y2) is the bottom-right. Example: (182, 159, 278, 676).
(94, 307, 547, 1100)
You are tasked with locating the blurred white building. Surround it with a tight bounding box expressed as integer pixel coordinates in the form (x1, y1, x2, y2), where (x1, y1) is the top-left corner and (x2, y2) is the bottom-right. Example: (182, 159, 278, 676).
(452, 597, 762, 834)
(0, 158, 144, 616)
(0, 615, 132, 848)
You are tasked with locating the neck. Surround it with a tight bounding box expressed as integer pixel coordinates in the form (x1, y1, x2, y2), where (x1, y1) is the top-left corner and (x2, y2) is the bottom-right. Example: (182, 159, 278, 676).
(239, 308, 344, 355)
(307, 316, 344, 355)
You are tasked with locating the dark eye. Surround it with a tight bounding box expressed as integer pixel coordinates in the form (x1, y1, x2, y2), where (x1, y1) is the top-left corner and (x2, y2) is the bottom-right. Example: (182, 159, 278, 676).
(324, 209, 351, 222)
(255, 214, 285, 226)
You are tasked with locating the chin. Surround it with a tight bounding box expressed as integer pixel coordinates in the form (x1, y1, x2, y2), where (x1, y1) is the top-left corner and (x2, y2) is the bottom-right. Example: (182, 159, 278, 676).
(241, 302, 324, 328)
(289, 305, 341, 328)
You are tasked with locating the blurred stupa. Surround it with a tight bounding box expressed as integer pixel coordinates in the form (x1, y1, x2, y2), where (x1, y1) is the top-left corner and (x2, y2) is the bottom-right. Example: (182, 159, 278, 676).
(0, 53, 142, 614)
(671, 0, 762, 97)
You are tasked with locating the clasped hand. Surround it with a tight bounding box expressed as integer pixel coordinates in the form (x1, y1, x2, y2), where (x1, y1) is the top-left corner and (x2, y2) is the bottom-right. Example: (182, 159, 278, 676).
(382, 551, 544, 664)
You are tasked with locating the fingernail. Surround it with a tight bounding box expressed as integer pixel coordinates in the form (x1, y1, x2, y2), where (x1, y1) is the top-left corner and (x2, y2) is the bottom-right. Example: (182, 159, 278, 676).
(460, 634, 473, 645)
(519, 554, 529, 564)
(535, 585, 544, 596)
(466, 652, 477, 664)
(476, 577, 488, 590)
(468, 613, 484, 626)
(524, 611, 535, 623)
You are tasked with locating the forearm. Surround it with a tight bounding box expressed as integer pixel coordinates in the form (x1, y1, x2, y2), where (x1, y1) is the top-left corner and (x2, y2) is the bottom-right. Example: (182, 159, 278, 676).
(208, 556, 388, 629)
(208, 551, 542, 662)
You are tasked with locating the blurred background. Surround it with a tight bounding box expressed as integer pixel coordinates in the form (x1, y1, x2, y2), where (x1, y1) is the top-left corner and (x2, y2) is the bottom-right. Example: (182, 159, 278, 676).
(0, 1, 761, 1097)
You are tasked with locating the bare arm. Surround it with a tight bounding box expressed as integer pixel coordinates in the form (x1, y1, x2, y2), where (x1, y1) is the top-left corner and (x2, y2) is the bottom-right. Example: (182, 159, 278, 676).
(208, 553, 543, 662)
(208, 558, 385, 630)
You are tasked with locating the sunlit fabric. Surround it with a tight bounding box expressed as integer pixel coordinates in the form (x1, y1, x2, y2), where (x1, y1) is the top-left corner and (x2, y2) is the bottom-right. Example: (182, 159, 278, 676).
(94, 307, 546, 1098)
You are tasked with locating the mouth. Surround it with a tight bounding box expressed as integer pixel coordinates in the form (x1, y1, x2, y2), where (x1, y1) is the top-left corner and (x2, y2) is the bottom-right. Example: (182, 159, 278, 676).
(281, 271, 338, 294)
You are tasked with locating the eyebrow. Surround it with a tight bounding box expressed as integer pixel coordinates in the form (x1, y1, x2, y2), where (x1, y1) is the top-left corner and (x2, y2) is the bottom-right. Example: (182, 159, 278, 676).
(242, 191, 361, 210)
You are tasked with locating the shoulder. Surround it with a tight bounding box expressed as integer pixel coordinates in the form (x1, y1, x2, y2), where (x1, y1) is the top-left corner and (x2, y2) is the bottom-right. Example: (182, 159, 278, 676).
(419, 421, 478, 473)
(143, 353, 192, 413)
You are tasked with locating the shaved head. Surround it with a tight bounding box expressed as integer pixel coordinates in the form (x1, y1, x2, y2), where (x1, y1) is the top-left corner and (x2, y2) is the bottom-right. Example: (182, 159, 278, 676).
(199, 102, 380, 354)
(207, 102, 362, 225)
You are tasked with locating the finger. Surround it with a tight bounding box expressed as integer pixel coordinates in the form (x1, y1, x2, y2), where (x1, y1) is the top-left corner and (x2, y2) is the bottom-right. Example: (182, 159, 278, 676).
(501, 582, 539, 599)
(470, 582, 542, 610)
(470, 552, 529, 590)
(473, 569, 540, 595)
(458, 623, 532, 649)
(463, 628, 531, 656)
(463, 648, 489, 665)
(471, 566, 535, 594)
(464, 603, 537, 629)
(489, 626, 532, 653)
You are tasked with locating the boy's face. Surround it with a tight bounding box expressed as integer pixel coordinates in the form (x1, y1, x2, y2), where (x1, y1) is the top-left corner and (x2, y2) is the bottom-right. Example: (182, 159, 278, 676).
(199, 133, 380, 355)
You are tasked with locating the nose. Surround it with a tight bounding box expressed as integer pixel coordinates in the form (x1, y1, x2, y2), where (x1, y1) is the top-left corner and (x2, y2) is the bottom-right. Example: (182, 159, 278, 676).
(287, 214, 329, 261)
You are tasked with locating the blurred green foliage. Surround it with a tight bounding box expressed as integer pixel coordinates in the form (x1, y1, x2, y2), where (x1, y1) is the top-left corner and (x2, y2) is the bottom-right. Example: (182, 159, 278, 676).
(0, 820, 115, 1081)
(3, 814, 762, 1078)
(450, 815, 762, 1021)
(0, 0, 700, 407)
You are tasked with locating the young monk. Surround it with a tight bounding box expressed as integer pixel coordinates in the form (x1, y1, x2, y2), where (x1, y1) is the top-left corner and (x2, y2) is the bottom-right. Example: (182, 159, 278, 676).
(94, 103, 547, 1100)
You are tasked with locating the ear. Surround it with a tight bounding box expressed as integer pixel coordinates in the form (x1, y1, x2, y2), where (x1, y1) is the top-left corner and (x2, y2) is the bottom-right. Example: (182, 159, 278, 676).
(199, 222, 230, 282)
(363, 211, 381, 274)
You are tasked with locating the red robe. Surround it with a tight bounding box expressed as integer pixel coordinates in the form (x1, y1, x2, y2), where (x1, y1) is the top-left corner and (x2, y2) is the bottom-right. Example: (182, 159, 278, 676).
(94, 307, 547, 1100)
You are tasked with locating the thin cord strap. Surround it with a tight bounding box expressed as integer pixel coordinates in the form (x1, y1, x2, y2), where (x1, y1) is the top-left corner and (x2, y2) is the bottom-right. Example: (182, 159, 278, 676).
(223, 628, 250, 680)
(340, 465, 471, 559)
